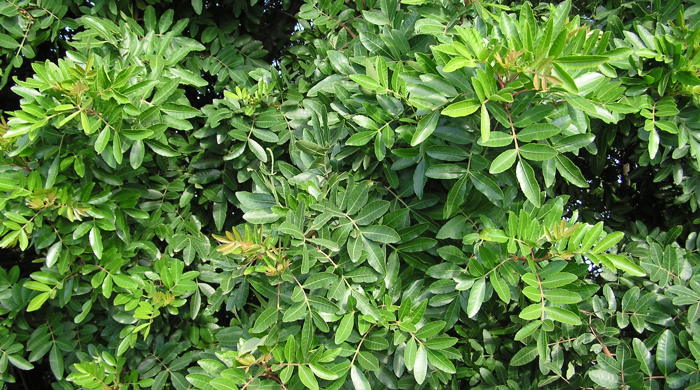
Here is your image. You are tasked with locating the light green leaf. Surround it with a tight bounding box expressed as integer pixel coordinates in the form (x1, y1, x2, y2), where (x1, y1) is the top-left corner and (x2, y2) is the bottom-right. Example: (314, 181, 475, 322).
(27, 292, 50, 312)
(427, 349, 455, 374)
(589, 369, 619, 387)
(544, 306, 581, 325)
(519, 143, 558, 161)
(361, 225, 401, 244)
(94, 126, 111, 153)
(251, 306, 278, 333)
(411, 111, 440, 146)
(490, 274, 510, 303)
(543, 289, 581, 304)
(516, 160, 541, 207)
(480, 104, 490, 142)
(510, 345, 538, 366)
(8, 354, 34, 370)
(648, 128, 659, 159)
(49, 344, 64, 379)
(350, 365, 371, 390)
(489, 149, 517, 174)
(517, 124, 561, 142)
(404, 338, 417, 371)
(592, 232, 625, 254)
(335, 312, 354, 344)
(346, 131, 376, 146)
(89, 226, 103, 259)
(248, 139, 268, 162)
(633, 338, 652, 376)
(555, 55, 608, 68)
(282, 302, 307, 322)
(350, 74, 383, 91)
(298, 365, 319, 390)
(441, 99, 480, 117)
(656, 329, 677, 375)
(45, 242, 61, 268)
(467, 277, 486, 318)
(414, 344, 428, 384)
(415, 321, 445, 339)
(112, 274, 138, 290)
(555, 154, 588, 188)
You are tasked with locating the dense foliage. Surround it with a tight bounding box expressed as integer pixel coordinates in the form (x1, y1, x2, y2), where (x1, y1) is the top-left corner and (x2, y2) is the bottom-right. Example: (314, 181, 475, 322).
(0, 0, 699, 389)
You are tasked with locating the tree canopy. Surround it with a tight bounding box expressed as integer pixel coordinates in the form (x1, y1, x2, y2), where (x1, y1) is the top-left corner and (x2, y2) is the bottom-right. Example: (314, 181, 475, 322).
(0, 0, 699, 389)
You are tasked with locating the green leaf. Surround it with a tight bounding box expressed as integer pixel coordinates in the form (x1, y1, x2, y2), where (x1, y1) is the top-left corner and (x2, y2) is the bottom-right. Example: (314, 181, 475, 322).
(648, 128, 659, 159)
(191, 0, 203, 14)
(346, 131, 376, 146)
(27, 292, 50, 312)
(130, 140, 145, 169)
(335, 312, 354, 344)
(544, 306, 581, 325)
(552, 63, 578, 92)
(555, 55, 608, 68)
(480, 228, 508, 243)
(282, 302, 307, 322)
(592, 232, 625, 254)
(470, 172, 504, 202)
(441, 99, 480, 117)
(480, 104, 490, 142)
(414, 344, 428, 384)
(8, 354, 34, 370)
(519, 143, 558, 161)
(427, 349, 455, 374)
(112, 274, 138, 290)
(49, 344, 64, 379)
(146, 140, 179, 157)
(479, 131, 513, 147)
(0, 33, 19, 49)
(519, 303, 543, 320)
(490, 274, 510, 303)
(45, 242, 61, 268)
(350, 365, 371, 390)
(555, 154, 588, 188)
(309, 363, 339, 380)
(354, 200, 390, 225)
(94, 126, 111, 153)
(89, 226, 103, 259)
(251, 306, 278, 333)
(489, 149, 517, 174)
(298, 365, 319, 390)
(606, 254, 646, 276)
(633, 338, 652, 376)
(248, 139, 268, 162)
(510, 345, 538, 366)
(543, 289, 581, 304)
(424, 337, 458, 350)
(45, 156, 59, 189)
(362, 10, 390, 25)
(589, 370, 619, 387)
(350, 74, 383, 91)
(357, 351, 379, 371)
(517, 124, 562, 142)
(361, 225, 401, 244)
(416, 321, 445, 339)
(404, 338, 417, 371)
(514, 321, 541, 341)
(425, 164, 468, 179)
(411, 111, 440, 146)
(467, 277, 486, 318)
(516, 160, 541, 207)
(656, 329, 677, 375)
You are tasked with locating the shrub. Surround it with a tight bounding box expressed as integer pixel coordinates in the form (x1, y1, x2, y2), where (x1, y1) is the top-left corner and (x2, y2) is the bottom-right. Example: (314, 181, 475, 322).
(0, 0, 699, 389)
